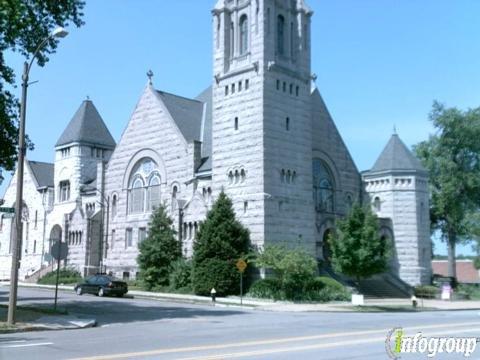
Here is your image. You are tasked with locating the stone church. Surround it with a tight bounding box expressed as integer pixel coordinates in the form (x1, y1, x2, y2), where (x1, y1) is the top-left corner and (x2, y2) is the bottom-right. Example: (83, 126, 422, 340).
(0, 0, 432, 287)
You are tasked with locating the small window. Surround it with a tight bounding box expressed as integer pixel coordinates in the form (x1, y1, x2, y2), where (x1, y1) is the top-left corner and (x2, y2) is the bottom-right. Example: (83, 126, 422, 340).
(125, 228, 133, 248)
(234, 117, 239, 130)
(289, 84, 293, 94)
(283, 82, 286, 92)
(296, 86, 299, 96)
(123, 272, 130, 281)
(235, 170, 240, 183)
(34, 210, 38, 229)
(228, 171, 234, 184)
(172, 185, 178, 200)
(277, 15, 285, 56)
(244, 201, 248, 213)
(33, 240, 37, 254)
(245, 79, 249, 90)
(276, 80, 280, 90)
(183, 222, 187, 240)
(287, 170, 292, 184)
(281, 169, 286, 183)
(286, 117, 290, 131)
(225, 86, 229, 96)
(59, 180, 70, 202)
(240, 169, 246, 182)
(232, 83, 235, 94)
(111, 195, 117, 218)
(373, 197, 381, 212)
(238, 81, 242, 92)
(292, 171, 297, 184)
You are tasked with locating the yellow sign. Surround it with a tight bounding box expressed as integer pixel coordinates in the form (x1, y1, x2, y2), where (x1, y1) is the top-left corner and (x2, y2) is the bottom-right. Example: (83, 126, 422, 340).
(236, 259, 247, 273)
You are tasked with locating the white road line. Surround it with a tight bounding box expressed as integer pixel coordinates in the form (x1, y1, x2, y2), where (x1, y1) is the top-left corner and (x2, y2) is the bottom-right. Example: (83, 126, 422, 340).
(0, 340, 27, 344)
(0, 342, 53, 349)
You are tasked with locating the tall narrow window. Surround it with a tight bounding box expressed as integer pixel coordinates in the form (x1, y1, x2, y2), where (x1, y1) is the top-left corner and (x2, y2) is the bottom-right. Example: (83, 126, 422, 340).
(139, 228, 147, 243)
(239, 15, 248, 55)
(147, 175, 161, 211)
(172, 185, 178, 201)
(245, 79, 249, 90)
(277, 15, 285, 56)
(230, 21, 235, 58)
(111, 195, 117, 218)
(234, 117, 239, 130)
(125, 228, 133, 248)
(130, 178, 144, 214)
(111, 229, 115, 250)
(34, 210, 38, 229)
(290, 22, 295, 58)
(286, 117, 290, 131)
(374, 197, 381, 212)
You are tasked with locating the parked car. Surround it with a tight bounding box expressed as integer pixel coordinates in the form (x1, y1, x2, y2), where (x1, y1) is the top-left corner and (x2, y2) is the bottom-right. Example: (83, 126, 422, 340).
(74, 275, 128, 297)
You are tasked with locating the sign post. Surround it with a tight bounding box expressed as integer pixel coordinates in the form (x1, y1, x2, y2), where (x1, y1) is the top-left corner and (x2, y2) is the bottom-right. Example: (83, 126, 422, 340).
(236, 259, 247, 306)
(51, 241, 68, 310)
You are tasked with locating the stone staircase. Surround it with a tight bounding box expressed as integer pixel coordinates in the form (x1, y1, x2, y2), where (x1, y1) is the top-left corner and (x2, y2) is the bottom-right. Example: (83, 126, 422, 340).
(320, 266, 412, 299)
(24, 263, 55, 283)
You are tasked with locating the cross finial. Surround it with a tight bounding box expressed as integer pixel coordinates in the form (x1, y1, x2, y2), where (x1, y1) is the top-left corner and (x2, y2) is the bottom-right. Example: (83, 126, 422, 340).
(147, 69, 154, 85)
(86, 95, 90, 101)
(393, 124, 397, 135)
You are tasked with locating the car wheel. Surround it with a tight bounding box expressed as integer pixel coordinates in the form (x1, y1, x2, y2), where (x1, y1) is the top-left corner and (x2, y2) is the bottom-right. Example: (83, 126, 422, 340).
(76, 287, 83, 296)
(98, 288, 105, 297)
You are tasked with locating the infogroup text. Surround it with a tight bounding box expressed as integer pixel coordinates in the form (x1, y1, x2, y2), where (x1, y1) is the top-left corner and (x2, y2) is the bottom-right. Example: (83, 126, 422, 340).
(386, 328, 478, 358)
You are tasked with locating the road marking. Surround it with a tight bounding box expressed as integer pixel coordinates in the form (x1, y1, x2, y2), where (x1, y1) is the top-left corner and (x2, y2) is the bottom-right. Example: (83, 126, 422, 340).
(71, 321, 480, 360)
(0, 342, 53, 349)
(176, 327, 480, 360)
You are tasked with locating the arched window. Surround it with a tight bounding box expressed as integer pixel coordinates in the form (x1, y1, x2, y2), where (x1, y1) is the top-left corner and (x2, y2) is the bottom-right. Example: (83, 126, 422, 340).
(239, 15, 248, 55)
(312, 159, 335, 213)
(147, 174, 161, 211)
(286, 170, 292, 184)
(127, 158, 161, 214)
(345, 194, 353, 213)
(130, 177, 145, 214)
(286, 117, 290, 131)
(235, 170, 240, 183)
(228, 171, 234, 184)
(281, 169, 286, 183)
(172, 186, 178, 200)
(373, 197, 381, 212)
(240, 169, 246, 182)
(277, 15, 285, 56)
(111, 195, 117, 218)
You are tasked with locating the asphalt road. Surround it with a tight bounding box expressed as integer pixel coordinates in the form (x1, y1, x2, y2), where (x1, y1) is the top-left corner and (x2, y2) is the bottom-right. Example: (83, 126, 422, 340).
(1, 286, 480, 359)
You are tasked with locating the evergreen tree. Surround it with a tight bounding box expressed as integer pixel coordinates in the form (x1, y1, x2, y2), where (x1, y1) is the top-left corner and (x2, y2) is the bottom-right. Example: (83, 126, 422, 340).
(192, 191, 250, 296)
(137, 204, 181, 290)
(328, 204, 389, 282)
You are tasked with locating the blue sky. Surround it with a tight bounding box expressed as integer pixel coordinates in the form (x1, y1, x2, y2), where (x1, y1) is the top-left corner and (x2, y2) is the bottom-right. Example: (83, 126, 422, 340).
(2, 1, 479, 255)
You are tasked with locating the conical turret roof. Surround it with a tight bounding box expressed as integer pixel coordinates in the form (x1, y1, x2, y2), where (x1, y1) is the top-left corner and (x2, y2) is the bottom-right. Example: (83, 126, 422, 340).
(370, 133, 426, 173)
(55, 100, 115, 148)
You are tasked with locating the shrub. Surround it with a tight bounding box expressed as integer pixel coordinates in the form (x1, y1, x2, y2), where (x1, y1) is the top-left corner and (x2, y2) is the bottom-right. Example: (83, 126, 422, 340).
(247, 276, 351, 302)
(414, 285, 438, 299)
(137, 204, 182, 290)
(192, 192, 250, 296)
(169, 259, 193, 291)
(38, 268, 82, 285)
(248, 278, 283, 300)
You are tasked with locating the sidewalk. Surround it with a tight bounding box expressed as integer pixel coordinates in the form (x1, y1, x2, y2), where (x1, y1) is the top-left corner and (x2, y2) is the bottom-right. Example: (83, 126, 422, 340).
(4, 281, 480, 313)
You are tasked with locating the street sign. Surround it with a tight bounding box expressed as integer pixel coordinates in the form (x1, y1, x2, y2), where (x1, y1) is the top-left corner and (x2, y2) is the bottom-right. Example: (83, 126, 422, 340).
(236, 259, 247, 273)
(0, 207, 14, 214)
(51, 241, 68, 261)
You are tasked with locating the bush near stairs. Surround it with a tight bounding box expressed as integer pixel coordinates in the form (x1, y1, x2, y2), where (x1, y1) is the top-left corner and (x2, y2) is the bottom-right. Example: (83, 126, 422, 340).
(37, 268, 82, 285)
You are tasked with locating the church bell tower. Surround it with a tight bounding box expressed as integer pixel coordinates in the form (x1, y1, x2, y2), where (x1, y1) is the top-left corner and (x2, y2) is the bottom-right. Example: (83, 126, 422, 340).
(211, 0, 316, 251)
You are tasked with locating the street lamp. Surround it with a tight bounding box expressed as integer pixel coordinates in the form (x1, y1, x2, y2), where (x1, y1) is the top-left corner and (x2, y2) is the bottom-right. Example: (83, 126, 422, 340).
(8, 27, 69, 325)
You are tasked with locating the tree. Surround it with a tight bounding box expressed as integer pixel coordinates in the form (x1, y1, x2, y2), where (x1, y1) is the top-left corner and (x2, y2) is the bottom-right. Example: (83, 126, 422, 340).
(0, 1, 85, 182)
(328, 204, 389, 282)
(414, 102, 480, 282)
(137, 204, 182, 290)
(255, 245, 318, 300)
(192, 191, 250, 296)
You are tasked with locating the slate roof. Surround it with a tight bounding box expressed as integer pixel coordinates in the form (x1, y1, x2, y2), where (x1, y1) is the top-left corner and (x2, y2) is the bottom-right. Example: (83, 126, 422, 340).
(28, 161, 54, 189)
(369, 134, 426, 173)
(56, 100, 116, 148)
(156, 90, 205, 143)
(196, 86, 212, 159)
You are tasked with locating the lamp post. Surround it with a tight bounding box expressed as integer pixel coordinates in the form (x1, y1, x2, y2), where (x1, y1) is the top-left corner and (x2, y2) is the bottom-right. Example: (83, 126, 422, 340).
(8, 27, 68, 325)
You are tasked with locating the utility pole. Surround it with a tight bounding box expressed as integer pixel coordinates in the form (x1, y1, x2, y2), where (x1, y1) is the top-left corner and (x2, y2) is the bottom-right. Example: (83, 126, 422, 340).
(8, 62, 28, 325)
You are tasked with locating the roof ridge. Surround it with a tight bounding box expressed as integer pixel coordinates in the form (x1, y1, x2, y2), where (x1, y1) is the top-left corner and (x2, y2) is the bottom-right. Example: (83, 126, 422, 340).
(156, 89, 204, 104)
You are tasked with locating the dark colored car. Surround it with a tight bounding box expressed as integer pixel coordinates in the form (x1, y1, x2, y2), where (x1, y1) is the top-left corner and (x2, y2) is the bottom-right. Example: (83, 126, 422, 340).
(74, 275, 128, 297)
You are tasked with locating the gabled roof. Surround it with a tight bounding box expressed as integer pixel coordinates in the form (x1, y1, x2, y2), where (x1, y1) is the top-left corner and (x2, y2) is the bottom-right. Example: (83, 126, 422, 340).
(369, 133, 426, 174)
(56, 100, 116, 148)
(28, 161, 54, 189)
(156, 90, 204, 143)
